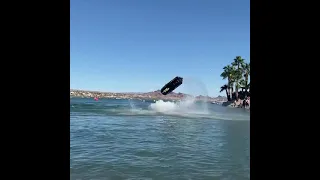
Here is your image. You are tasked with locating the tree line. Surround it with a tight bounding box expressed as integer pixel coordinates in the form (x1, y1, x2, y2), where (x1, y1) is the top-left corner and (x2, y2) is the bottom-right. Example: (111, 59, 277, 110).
(220, 56, 250, 101)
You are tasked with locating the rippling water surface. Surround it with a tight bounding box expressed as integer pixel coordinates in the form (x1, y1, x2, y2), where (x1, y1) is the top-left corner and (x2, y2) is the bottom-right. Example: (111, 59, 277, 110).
(70, 98, 250, 180)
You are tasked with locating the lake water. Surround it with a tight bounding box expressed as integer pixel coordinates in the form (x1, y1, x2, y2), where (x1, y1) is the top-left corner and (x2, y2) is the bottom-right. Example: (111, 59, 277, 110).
(70, 98, 250, 180)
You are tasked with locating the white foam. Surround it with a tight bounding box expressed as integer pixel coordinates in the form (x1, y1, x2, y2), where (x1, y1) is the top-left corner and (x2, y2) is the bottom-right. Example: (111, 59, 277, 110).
(149, 96, 208, 116)
(149, 100, 178, 113)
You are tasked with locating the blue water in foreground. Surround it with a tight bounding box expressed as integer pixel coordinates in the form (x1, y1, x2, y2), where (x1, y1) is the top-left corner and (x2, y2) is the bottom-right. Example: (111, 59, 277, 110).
(70, 98, 250, 180)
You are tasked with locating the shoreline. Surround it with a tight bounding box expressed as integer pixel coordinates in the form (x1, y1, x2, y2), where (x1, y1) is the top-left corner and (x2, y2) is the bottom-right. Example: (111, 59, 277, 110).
(70, 89, 227, 104)
(222, 99, 250, 109)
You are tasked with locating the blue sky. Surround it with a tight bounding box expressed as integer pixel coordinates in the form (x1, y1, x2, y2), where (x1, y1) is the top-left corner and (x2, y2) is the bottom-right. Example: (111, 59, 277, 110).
(70, 0, 250, 97)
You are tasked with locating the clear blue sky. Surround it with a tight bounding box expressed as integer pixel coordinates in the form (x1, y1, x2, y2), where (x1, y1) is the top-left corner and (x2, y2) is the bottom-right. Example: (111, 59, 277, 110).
(70, 0, 250, 97)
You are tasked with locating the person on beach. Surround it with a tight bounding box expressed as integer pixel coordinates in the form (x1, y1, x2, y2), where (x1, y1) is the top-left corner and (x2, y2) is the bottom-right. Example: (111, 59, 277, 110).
(243, 97, 247, 108)
(242, 96, 250, 108)
(245, 97, 250, 108)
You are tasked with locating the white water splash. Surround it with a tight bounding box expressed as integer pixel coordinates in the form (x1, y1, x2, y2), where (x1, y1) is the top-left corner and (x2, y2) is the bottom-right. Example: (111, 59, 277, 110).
(149, 96, 209, 116)
(121, 77, 249, 120)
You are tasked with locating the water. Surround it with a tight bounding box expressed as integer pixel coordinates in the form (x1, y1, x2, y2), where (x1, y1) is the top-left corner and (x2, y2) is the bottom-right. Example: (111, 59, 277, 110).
(70, 98, 250, 180)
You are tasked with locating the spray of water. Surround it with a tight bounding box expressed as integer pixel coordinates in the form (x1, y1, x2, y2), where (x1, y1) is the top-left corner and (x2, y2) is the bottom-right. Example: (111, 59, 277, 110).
(181, 77, 209, 112)
(149, 77, 210, 115)
(128, 99, 138, 112)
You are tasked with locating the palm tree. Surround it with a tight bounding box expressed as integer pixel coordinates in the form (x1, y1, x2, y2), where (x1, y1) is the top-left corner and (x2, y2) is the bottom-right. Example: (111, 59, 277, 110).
(220, 84, 230, 101)
(231, 56, 245, 100)
(229, 71, 236, 100)
(220, 65, 235, 101)
(232, 56, 245, 71)
(241, 62, 250, 94)
(219, 56, 250, 101)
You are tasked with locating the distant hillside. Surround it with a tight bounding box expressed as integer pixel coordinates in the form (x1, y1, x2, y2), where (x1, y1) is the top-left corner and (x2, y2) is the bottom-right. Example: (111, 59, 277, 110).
(141, 90, 186, 98)
(70, 89, 227, 101)
(141, 90, 227, 101)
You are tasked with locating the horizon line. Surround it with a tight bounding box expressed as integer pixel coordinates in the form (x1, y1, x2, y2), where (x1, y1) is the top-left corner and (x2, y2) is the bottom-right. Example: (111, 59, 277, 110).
(70, 88, 226, 98)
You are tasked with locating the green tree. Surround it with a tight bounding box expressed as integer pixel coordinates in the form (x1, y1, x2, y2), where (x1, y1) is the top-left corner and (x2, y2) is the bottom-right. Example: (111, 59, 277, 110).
(220, 65, 235, 101)
(220, 84, 230, 101)
(231, 56, 245, 100)
(241, 62, 250, 93)
(220, 56, 250, 101)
